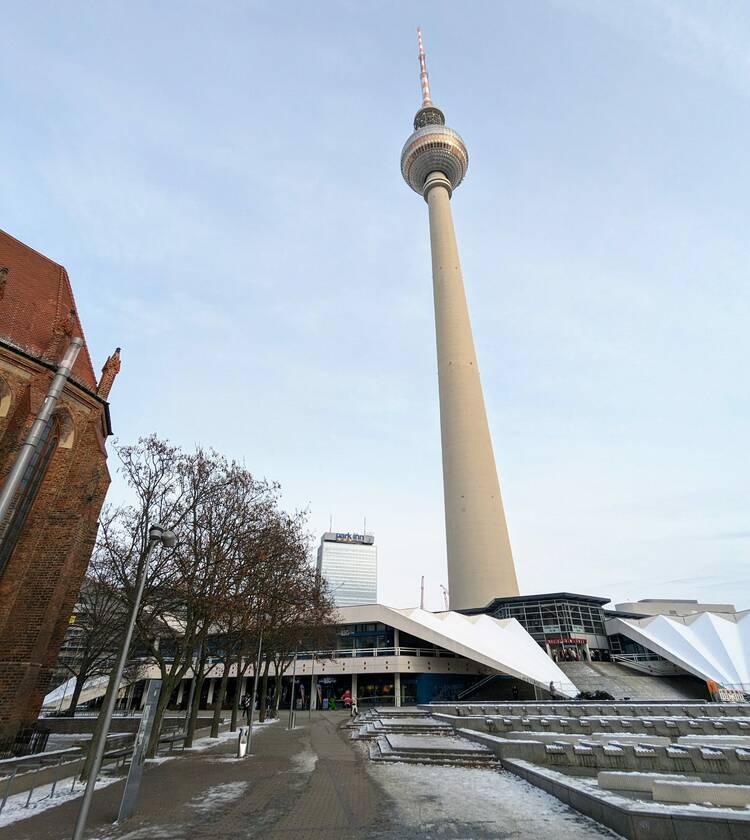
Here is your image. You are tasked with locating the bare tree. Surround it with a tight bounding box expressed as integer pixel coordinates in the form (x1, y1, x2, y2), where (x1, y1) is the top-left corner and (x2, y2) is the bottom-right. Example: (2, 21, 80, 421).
(57, 551, 125, 712)
(79, 434, 335, 771)
(253, 512, 337, 719)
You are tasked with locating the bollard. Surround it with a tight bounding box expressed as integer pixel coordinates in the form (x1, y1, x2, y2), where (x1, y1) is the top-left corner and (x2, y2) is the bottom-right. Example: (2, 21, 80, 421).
(237, 727, 249, 758)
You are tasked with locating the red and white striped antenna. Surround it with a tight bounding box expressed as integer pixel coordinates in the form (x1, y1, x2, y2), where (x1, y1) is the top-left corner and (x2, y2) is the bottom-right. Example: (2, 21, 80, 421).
(417, 27, 432, 107)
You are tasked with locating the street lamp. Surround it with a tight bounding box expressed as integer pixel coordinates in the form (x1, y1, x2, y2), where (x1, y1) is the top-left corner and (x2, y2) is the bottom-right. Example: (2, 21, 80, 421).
(287, 647, 299, 731)
(245, 614, 270, 758)
(71, 524, 176, 840)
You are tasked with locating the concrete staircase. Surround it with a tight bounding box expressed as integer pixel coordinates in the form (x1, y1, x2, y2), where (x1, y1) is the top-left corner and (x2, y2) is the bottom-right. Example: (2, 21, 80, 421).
(353, 707, 498, 767)
(559, 661, 707, 701)
(369, 733, 495, 766)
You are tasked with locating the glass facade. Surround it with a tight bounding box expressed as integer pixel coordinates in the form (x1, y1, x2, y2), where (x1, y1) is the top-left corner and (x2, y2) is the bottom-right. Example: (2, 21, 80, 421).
(469, 593, 611, 658)
(316, 532, 377, 607)
(491, 598, 607, 639)
(336, 622, 393, 651)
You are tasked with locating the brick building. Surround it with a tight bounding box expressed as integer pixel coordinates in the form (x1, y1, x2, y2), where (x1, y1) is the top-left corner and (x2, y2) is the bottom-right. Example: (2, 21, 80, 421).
(0, 229, 119, 738)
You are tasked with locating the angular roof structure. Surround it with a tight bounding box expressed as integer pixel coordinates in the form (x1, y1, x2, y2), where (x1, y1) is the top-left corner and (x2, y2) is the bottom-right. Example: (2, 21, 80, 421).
(607, 611, 750, 688)
(0, 228, 97, 391)
(338, 604, 578, 697)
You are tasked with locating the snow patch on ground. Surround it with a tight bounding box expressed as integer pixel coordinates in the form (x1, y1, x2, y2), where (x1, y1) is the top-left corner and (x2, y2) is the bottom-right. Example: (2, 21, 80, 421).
(0, 772, 120, 829)
(184, 718, 278, 753)
(144, 755, 176, 766)
(369, 762, 619, 838)
(289, 747, 318, 774)
(183, 727, 243, 752)
(91, 825, 176, 840)
(187, 781, 249, 814)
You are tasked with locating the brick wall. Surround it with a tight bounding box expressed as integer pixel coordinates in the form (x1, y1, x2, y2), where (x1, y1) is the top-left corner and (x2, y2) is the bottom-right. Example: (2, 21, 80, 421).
(0, 345, 111, 737)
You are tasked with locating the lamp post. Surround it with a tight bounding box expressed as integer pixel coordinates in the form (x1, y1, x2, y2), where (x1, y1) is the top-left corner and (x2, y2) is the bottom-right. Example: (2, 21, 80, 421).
(287, 649, 299, 731)
(245, 616, 268, 758)
(308, 654, 315, 720)
(71, 524, 176, 840)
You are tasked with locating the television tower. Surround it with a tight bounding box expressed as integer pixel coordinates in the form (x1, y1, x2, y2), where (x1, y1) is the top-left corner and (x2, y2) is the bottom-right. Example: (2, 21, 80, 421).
(401, 28, 519, 610)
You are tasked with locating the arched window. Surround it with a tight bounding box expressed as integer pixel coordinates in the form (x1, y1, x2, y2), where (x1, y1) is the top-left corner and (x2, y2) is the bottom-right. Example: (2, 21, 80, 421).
(0, 415, 60, 574)
(0, 376, 10, 418)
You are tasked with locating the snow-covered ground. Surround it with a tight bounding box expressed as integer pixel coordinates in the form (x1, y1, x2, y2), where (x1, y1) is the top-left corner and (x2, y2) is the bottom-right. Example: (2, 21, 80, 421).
(184, 717, 278, 753)
(0, 771, 120, 830)
(187, 781, 249, 814)
(369, 762, 620, 838)
(1, 720, 278, 833)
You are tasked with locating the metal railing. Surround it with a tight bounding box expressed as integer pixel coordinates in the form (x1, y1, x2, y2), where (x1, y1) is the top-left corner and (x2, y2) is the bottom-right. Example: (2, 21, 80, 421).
(457, 674, 497, 700)
(0, 727, 50, 761)
(0, 728, 187, 817)
(610, 652, 664, 663)
(297, 646, 455, 661)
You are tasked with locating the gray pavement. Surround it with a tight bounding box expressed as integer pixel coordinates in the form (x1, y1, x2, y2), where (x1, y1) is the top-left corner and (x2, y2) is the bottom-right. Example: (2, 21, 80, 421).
(0, 711, 618, 839)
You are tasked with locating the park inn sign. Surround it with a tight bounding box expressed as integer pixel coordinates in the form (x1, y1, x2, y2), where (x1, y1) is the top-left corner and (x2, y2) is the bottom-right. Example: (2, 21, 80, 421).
(322, 532, 375, 546)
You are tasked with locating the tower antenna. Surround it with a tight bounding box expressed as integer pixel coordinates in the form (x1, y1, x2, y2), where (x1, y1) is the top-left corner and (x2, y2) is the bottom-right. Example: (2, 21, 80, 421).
(417, 27, 432, 107)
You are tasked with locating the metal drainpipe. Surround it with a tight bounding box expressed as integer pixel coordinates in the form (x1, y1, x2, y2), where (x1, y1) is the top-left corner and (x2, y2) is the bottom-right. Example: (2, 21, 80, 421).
(0, 336, 83, 540)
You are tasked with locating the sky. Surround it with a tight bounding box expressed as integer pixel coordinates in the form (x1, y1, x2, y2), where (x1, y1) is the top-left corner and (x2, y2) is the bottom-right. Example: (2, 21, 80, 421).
(2, 1, 749, 612)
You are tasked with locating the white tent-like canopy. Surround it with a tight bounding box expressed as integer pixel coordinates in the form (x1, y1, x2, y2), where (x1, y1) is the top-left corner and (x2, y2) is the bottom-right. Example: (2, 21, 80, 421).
(608, 610, 750, 688)
(337, 604, 578, 697)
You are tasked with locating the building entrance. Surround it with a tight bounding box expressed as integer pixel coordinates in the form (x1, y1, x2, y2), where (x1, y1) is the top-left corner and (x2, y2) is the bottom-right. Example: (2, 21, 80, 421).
(547, 636, 590, 663)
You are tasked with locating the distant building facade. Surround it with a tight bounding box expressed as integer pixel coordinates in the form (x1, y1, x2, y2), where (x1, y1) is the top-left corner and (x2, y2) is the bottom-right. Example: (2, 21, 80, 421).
(614, 599, 737, 617)
(316, 531, 377, 607)
(461, 592, 611, 662)
(0, 229, 119, 738)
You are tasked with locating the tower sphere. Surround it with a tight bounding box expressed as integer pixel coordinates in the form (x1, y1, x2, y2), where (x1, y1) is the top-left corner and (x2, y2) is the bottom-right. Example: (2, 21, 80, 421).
(401, 106, 469, 196)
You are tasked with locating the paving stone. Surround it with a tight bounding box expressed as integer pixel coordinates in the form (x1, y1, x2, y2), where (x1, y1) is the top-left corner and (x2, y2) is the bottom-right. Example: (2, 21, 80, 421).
(0, 711, 615, 840)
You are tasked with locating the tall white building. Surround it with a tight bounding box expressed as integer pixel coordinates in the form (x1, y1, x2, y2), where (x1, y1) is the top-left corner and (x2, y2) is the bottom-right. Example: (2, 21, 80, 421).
(316, 532, 377, 607)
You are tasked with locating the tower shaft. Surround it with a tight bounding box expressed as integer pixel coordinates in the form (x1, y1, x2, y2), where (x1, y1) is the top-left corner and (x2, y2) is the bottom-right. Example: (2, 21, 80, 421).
(425, 172, 519, 609)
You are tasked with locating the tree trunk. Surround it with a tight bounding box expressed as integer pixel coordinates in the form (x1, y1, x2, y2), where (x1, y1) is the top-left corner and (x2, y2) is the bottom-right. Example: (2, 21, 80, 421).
(145, 682, 172, 758)
(68, 670, 88, 714)
(259, 657, 271, 722)
(210, 661, 231, 738)
(185, 669, 206, 748)
(79, 671, 119, 781)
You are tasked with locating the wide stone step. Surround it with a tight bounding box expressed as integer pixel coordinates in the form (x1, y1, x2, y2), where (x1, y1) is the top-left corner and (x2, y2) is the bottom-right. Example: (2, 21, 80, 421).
(371, 737, 496, 766)
(382, 734, 494, 760)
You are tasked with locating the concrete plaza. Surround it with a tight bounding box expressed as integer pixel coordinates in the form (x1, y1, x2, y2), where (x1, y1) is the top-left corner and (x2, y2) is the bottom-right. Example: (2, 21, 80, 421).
(0, 712, 616, 839)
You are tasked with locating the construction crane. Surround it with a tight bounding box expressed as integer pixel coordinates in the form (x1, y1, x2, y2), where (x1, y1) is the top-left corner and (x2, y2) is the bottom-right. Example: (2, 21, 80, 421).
(439, 584, 449, 611)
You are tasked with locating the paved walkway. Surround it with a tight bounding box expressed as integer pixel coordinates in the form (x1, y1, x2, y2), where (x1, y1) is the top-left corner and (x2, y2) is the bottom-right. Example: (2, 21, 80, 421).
(0, 712, 618, 839)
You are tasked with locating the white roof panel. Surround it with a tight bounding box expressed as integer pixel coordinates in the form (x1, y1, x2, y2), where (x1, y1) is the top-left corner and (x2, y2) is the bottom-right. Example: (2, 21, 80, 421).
(608, 609, 750, 688)
(337, 603, 577, 697)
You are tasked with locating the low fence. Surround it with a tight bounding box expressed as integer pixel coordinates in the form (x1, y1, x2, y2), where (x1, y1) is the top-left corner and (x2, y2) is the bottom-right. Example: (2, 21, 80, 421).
(0, 727, 50, 761)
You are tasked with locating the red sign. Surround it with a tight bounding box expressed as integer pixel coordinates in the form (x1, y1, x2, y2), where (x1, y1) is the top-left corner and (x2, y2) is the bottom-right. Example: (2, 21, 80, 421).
(547, 637, 587, 645)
